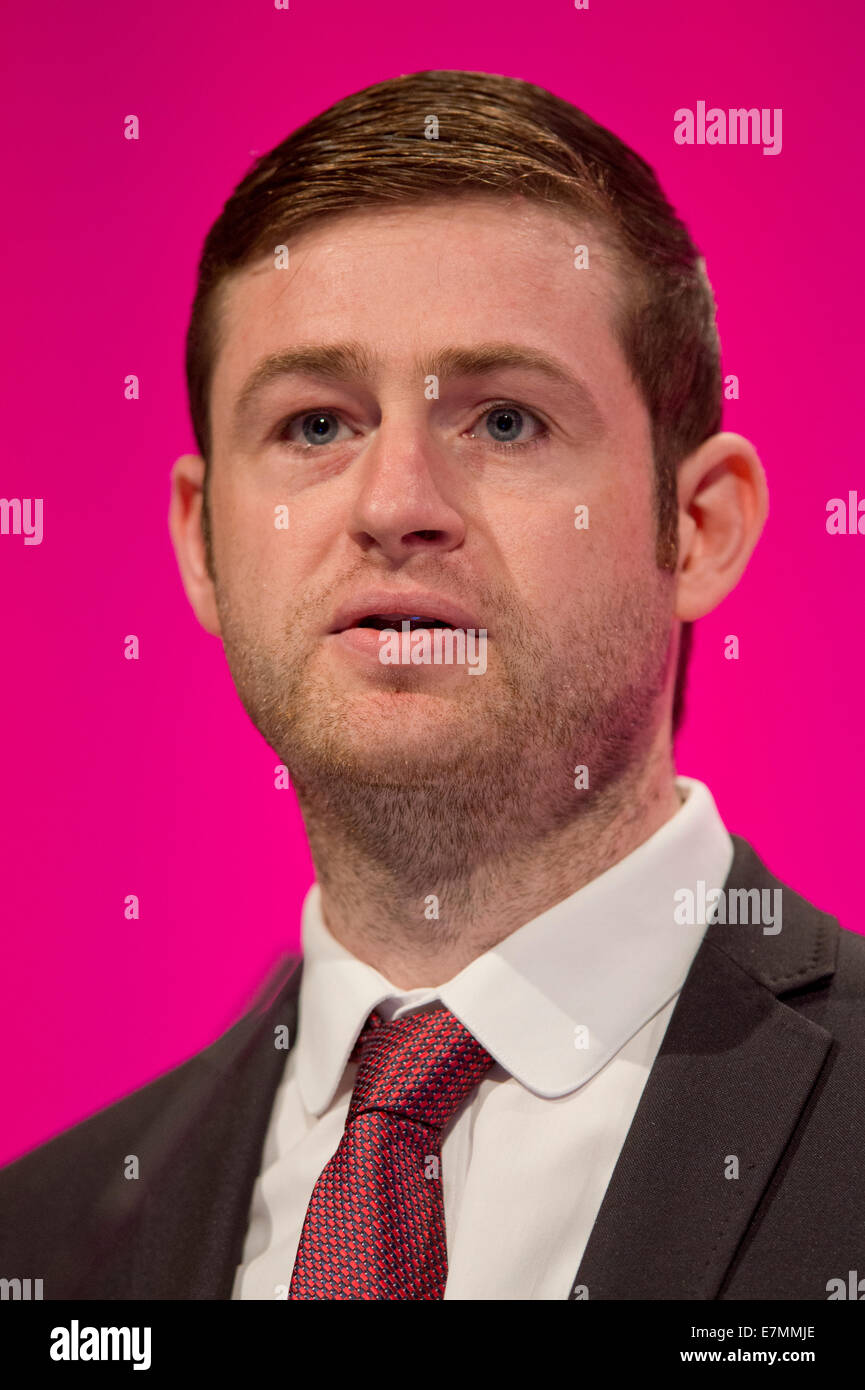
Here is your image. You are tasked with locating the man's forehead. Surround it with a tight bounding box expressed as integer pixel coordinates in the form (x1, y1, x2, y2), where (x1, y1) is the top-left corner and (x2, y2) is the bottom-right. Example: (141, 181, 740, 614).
(219, 196, 619, 313)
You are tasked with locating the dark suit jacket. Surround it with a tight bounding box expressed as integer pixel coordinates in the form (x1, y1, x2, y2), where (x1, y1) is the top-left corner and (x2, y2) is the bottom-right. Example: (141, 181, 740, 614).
(1, 834, 864, 1300)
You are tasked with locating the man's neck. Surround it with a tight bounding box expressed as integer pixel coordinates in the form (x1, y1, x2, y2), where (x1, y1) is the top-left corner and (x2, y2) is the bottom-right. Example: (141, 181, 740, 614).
(296, 735, 682, 989)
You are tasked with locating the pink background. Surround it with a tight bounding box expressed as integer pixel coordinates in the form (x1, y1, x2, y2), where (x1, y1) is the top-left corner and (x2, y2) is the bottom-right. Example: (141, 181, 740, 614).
(1, 0, 862, 1167)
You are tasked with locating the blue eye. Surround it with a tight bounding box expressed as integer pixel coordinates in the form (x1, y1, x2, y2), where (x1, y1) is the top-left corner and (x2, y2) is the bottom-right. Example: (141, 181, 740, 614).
(298, 412, 341, 446)
(276, 411, 352, 447)
(474, 403, 547, 451)
(485, 406, 525, 442)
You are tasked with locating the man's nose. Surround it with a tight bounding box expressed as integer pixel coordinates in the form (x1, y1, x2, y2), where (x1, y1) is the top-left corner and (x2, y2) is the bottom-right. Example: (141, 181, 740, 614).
(346, 421, 467, 560)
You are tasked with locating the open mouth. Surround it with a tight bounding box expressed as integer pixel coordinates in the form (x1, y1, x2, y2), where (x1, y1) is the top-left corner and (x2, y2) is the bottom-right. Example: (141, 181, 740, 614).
(328, 599, 489, 672)
(329, 592, 483, 638)
(355, 614, 457, 631)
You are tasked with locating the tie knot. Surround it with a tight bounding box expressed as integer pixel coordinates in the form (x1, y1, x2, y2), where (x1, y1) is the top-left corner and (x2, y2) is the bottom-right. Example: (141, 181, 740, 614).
(347, 1007, 495, 1128)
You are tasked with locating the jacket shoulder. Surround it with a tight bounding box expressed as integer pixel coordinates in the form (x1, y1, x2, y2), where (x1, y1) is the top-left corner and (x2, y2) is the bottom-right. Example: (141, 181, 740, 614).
(0, 953, 301, 1219)
(715, 834, 857, 997)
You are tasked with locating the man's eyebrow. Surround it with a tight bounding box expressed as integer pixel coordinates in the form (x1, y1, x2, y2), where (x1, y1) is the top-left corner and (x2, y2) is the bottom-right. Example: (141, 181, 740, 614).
(231, 339, 606, 434)
(422, 343, 606, 431)
(232, 342, 376, 424)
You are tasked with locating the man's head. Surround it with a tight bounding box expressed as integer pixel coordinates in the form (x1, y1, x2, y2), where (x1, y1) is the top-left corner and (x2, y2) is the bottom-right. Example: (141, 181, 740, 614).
(170, 70, 766, 859)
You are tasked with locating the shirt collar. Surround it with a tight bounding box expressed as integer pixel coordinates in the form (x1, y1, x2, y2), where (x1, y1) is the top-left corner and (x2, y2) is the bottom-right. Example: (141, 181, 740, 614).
(295, 776, 733, 1111)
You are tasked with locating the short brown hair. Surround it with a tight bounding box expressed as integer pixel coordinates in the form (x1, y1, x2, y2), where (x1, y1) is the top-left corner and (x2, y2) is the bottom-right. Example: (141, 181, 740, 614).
(185, 69, 721, 734)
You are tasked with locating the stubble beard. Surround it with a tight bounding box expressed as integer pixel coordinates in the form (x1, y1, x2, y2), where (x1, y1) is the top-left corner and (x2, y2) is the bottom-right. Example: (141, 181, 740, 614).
(212, 564, 676, 896)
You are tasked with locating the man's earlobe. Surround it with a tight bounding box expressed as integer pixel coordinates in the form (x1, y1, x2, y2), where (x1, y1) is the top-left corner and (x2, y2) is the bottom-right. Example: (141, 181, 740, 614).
(674, 431, 768, 624)
(168, 453, 222, 638)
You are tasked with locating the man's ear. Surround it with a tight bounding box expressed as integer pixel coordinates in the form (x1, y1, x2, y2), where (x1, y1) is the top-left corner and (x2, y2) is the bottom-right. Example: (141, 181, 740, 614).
(168, 453, 222, 637)
(674, 431, 769, 622)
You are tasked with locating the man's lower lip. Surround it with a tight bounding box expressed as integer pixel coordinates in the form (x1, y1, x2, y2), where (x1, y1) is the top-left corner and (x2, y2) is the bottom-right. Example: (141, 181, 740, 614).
(327, 627, 486, 660)
(331, 627, 391, 655)
(328, 631, 445, 650)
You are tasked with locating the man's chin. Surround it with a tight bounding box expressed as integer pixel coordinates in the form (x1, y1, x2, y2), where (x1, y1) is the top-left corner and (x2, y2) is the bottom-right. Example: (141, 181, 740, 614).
(283, 682, 490, 784)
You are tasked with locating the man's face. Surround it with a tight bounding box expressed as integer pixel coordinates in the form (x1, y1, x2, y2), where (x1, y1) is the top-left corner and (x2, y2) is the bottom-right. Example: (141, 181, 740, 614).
(202, 197, 676, 817)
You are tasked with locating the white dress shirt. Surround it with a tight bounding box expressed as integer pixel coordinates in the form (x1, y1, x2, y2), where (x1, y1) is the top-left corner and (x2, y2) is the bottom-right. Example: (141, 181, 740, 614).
(233, 774, 733, 1300)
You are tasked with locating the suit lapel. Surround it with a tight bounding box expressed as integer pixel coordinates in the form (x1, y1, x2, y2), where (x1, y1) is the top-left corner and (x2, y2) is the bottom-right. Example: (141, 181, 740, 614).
(569, 835, 838, 1299)
(114, 955, 304, 1299)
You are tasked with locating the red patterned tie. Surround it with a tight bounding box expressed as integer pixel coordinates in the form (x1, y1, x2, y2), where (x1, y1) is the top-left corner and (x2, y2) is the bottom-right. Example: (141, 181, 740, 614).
(288, 1005, 495, 1300)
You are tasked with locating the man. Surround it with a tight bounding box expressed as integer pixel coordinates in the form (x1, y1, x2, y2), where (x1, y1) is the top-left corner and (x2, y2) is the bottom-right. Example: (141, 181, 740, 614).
(1, 69, 863, 1302)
